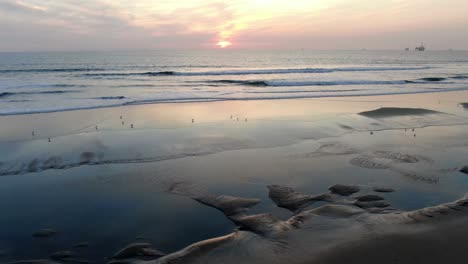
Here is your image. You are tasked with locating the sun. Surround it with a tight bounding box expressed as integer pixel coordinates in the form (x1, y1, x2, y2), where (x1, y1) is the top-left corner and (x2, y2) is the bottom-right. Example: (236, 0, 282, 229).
(216, 40, 232, 48)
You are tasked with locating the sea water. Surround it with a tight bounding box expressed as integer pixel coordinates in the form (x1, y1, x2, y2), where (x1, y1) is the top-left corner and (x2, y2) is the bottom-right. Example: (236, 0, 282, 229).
(1, 50, 468, 115)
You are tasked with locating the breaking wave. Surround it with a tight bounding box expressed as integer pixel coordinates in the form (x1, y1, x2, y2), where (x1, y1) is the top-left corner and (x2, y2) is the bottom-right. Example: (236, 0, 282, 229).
(78, 66, 433, 78)
(0, 68, 104, 74)
(0, 90, 78, 98)
(206, 80, 410, 87)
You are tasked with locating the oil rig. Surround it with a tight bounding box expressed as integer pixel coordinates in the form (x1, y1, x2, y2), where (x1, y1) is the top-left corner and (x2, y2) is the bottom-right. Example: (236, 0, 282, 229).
(415, 43, 425, 51)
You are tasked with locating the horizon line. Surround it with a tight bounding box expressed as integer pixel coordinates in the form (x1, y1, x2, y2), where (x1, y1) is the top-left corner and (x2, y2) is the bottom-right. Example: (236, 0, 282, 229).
(1, 48, 467, 54)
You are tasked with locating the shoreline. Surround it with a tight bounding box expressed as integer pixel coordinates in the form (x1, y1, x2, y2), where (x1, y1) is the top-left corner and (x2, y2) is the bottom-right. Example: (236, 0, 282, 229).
(1, 88, 468, 117)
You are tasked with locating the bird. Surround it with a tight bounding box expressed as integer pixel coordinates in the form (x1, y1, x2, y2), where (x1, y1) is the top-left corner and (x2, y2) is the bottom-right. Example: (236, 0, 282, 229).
(192, 119, 194, 123)
(32, 131, 35, 136)
(48, 138, 51, 142)
(130, 124, 134, 128)
(122, 121, 125, 125)
(120, 116, 123, 119)
(95, 125, 98, 130)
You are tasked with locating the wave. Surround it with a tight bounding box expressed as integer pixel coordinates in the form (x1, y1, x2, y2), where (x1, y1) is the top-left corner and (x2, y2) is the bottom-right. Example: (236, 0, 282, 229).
(97, 96, 126, 100)
(418, 77, 447, 82)
(208, 80, 269, 86)
(0, 68, 104, 74)
(81, 71, 176, 77)
(0, 92, 14, 98)
(143, 71, 176, 76)
(2, 84, 89, 89)
(3, 86, 468, 116)
(203, 78, 455, 87)
(78, 66, 432, 78)
(246, 89, 362, 94)
(209, 80, 410, 87)
(7, 99, 30, 102)
(0, 90, 78, 98)
(114, 84, 158, 88)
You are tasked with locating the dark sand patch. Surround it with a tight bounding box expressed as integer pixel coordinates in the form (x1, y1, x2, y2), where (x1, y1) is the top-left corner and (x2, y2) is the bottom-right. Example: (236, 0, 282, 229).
(304, 204, 365, 218)
(231, 213, 285, 235)
(131, 186, 468, 264)
(373, 187, 395, 193)
(195, 195, 261, 217)
(359, 107, 440, 118)
(267, 185, 337, 212)
(329, 184, 360, 196)
(164, 181, 260, 217)
(111, 243, 165, 260)
(354, 200, 391, 209)
(268, 185, 316, 212)
(355, 194, 385, 202)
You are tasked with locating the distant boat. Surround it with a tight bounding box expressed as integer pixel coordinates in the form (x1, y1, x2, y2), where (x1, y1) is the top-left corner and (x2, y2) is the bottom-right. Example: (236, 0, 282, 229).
(415, 43, 425, 51)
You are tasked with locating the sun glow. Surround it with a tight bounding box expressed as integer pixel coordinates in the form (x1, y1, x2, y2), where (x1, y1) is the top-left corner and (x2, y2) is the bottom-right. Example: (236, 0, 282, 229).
(216, 40, 232, 48)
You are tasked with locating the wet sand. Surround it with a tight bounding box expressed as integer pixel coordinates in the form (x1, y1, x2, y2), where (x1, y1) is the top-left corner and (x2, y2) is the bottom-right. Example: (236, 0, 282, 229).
(1, 91, 468, 263)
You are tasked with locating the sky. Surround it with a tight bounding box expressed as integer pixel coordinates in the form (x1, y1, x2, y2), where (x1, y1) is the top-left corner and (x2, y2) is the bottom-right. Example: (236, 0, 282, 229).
(0, 0, 467, 52)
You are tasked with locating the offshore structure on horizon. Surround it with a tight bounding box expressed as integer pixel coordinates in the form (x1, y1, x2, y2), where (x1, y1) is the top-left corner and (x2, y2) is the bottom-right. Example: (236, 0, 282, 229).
(415, 43, 426, 51)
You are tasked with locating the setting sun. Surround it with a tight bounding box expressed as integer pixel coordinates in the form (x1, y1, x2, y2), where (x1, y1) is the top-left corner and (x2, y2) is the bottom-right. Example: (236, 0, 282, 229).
(216, 40, 232, 48)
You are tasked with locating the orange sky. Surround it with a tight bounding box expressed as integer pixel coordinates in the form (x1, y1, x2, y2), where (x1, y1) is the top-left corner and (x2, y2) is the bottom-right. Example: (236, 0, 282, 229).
(0, 0, 467, 51)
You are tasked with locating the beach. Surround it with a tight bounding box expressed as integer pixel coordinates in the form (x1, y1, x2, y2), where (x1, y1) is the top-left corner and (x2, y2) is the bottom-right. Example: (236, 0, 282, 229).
(2, 90, 468, 263)
(1, 0, 468, 262)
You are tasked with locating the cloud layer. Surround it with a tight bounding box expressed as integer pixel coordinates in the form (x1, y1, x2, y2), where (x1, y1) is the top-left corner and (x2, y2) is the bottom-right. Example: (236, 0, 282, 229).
(1, 0, 467, 51)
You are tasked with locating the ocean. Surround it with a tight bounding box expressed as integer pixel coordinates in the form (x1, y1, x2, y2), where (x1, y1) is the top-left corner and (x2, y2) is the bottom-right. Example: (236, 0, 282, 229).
(1, 50, 468, 115)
